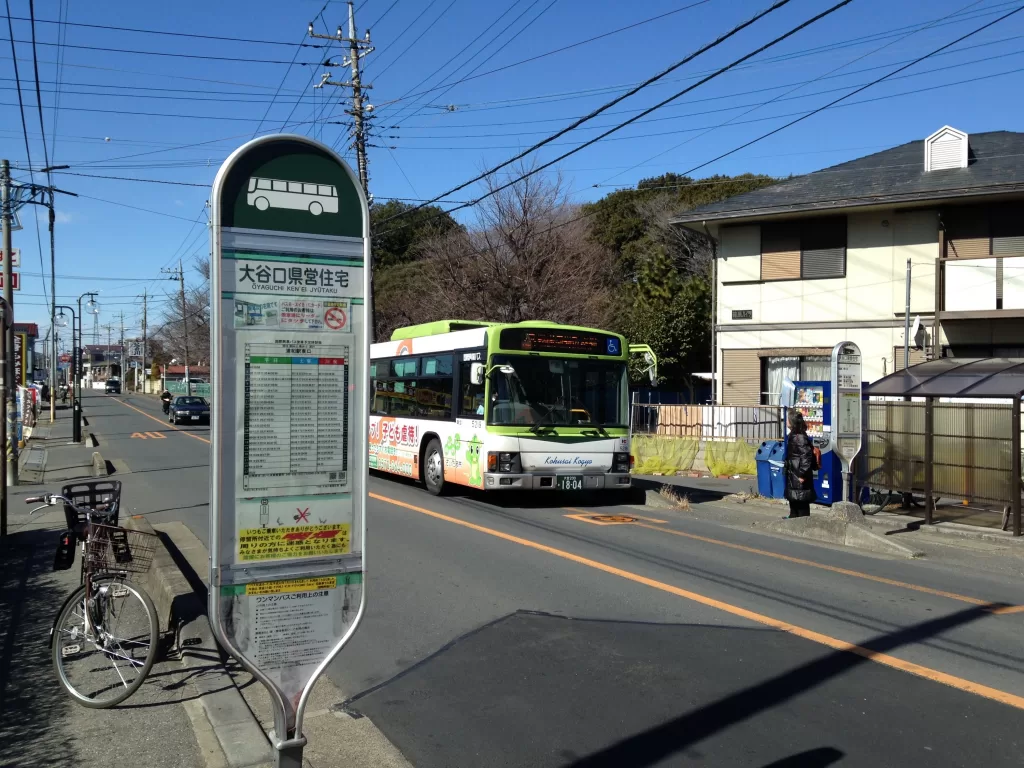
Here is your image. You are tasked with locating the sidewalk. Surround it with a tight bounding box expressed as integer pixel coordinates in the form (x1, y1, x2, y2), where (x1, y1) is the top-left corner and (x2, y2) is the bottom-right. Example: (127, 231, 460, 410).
(632, 474, 1024, 552)
(0, 407, 206, 768)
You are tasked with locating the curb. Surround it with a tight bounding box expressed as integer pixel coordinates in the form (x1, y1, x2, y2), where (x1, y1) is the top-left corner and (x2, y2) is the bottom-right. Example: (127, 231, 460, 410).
(124, 516, 273, 767)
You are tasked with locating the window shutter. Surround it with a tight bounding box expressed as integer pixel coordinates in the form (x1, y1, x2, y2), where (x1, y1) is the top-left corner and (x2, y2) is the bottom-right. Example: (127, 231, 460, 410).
(946, 209, 989, 258)
(800, 216, 846, 279)
(722, 349, 761, 405)
(761, 224, 801, 280)
(802, 247, 845, 279)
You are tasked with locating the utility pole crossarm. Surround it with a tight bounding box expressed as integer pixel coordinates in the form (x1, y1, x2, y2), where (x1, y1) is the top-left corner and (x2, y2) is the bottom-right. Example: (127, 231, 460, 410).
(308, 1, 372, 194)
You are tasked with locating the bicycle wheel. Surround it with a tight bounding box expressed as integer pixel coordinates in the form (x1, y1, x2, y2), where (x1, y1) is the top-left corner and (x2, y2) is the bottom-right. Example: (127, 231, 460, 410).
(51, 577, 159, 708)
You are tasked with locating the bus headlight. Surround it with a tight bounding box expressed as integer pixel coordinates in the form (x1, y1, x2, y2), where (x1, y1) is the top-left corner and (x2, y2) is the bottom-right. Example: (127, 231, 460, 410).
(614, 452, 630, 472)
(488, 452, 521, 473)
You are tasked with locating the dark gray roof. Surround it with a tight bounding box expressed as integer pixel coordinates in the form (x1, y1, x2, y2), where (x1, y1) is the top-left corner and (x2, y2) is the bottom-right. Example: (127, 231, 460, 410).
(673, 130, 1024, 224)
(865, 357, 1024, 398)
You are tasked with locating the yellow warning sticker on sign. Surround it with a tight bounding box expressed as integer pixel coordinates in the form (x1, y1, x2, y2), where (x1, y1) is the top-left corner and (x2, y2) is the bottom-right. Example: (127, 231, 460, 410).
(245, 576, 338, 596)
(237, 524, 351, 561)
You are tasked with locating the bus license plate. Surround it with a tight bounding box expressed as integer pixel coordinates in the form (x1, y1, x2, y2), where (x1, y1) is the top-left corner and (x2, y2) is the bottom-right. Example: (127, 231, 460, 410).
(557, 475, 583, 491)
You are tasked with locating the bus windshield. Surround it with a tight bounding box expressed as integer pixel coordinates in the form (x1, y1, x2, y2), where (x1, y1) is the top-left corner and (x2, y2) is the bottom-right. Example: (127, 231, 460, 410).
(488, 355, 627, 428)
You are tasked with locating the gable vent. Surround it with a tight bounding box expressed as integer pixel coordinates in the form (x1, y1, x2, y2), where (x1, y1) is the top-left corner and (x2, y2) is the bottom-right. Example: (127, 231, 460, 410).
(924, 125, 968, 172)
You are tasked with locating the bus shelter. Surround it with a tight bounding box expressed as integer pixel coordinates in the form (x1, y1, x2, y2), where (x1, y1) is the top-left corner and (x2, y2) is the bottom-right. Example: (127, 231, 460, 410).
(864, 358, 1024, 537)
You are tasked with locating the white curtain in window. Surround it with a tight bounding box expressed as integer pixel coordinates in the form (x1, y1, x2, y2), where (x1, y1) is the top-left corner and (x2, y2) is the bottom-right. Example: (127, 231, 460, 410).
(800, 356, 831, 382)
(766, 356, 800, 405)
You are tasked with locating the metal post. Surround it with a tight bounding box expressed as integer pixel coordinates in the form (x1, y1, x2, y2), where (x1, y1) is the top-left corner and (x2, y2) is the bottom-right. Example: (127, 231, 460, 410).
(903, 257, 911, 372)
(49, 204, 56, 423)
(1, 160, 15, 488)
(1012, 393, 1021, 537)
(0, 159, 9, 537)
(924, 397, 934, 526)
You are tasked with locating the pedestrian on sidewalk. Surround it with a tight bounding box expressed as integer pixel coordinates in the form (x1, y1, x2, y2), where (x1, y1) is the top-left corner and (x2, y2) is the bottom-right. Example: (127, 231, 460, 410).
(785, 410, 817, 518)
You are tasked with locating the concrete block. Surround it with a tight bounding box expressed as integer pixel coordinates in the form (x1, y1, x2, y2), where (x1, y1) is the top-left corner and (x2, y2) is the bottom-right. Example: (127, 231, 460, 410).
(828, 501, 865, 523)
(91, 451, 108, 477)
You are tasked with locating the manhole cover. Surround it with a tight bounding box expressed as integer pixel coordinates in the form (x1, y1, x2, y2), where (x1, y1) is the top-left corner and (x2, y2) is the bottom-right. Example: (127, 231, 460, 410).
(588, 515, 636, 523)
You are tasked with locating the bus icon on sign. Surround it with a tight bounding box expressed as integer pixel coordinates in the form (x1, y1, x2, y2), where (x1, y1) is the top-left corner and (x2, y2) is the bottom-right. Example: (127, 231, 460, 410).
(246, 177, 339, 216)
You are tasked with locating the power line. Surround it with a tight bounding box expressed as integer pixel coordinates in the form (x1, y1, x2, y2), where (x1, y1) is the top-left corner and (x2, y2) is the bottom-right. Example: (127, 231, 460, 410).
(0, 13, 329, 47)
(0, 99, 348, 124)
(375, 0, 525, 125)
(253, 0, 334, 137)
(391, 32, 1024, 131)
(5, 0, 33, 169)
(387, 0, 561, 128)
(373, 0, 460, 81)
(367, 0, 401, 28)
(1, 36, 321, 65)
(50, 0, 68, 162)
(371, 61, 1024, 153)
(385, 1, 1021, 115)
(27, 0, 48, 172)
(677, 3, 1024, 181)
(368, 0, 442, 69)
(386, 0, 713, 121)
(597, 0, 987, 186)
(381, 0, 803, 227)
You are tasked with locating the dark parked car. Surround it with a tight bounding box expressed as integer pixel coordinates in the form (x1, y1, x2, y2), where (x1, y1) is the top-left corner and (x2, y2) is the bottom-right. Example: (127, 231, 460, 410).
(169, 396, 210, 425)
(104, 379, 121, 394)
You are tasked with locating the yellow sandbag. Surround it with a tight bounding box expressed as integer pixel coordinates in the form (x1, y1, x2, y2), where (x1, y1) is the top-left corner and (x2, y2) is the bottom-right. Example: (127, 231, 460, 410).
(705, 440, 757, 476)
(630, 435, 698, 475)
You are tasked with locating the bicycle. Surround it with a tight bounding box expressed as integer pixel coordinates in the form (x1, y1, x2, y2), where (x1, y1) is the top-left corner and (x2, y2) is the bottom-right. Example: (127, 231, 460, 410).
(27, 481, 160, 708)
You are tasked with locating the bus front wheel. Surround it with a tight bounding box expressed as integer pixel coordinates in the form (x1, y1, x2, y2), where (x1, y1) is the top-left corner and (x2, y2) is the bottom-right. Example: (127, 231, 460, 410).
(254, 196, 269, 211)
(309, 201, 324, 216)
(423, 439, 446, 496)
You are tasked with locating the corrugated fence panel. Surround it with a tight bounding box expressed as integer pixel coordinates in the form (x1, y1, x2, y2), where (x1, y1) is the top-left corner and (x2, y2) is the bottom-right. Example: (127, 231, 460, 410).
(864, 401, 1014, 504)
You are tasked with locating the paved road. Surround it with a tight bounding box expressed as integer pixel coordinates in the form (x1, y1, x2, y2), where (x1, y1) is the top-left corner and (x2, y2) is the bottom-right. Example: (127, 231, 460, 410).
(81, 391, 1024, 766)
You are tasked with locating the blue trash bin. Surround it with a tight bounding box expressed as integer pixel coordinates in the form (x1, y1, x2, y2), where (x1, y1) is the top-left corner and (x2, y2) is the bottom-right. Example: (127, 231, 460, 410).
(755, 441, 781, 498)
(768, 441, 787, 499)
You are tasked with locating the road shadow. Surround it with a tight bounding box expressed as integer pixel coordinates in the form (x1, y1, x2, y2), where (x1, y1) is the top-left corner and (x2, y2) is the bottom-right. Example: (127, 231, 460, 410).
(0, 529, 77, 768)
(342, 607, 1014, 768)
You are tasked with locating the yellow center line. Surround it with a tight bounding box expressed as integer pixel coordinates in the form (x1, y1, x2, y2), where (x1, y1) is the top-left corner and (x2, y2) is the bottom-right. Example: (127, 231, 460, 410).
(370, 490, 1024, 712)
(111, 398, 211, 445)
(613, 522, 1018, 614)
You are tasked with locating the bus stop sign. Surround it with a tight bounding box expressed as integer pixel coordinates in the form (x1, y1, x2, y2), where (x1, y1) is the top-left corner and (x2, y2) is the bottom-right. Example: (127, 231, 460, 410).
(209, 135, 369, 763)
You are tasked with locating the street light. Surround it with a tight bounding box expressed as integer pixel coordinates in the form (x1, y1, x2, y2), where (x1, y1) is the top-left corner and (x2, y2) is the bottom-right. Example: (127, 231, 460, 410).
(73, 292, 99, 444)
(55, 305, 76, 409)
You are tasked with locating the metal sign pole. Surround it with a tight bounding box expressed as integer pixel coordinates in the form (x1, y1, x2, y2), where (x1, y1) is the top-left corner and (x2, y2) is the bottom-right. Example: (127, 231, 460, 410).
(830, 341, 863, 503)
(208, 135, 369, 766)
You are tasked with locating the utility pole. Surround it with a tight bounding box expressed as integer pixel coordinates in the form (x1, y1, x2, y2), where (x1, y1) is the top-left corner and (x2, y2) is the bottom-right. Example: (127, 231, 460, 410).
(118, 311, 125, 382)
(141, 289, 147, 394)
(2, 159, 16, 489)
(904, 258, 912, 373)
(1, 160, 10, 535)
(162, 259, 190, 395)
(310, 2, 374, 194)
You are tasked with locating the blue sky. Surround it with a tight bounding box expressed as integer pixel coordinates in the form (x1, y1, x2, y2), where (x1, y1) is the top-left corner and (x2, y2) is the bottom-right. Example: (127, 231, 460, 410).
(3, 0, 1023, 339)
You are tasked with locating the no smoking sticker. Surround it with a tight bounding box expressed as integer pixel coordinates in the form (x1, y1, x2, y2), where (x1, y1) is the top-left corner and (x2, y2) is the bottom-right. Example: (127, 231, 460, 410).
(324, 301, 348, 331)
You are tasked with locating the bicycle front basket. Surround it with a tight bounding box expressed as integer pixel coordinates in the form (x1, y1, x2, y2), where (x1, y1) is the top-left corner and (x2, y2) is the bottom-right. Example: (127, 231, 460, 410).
(61, 480, 122, 529)
(85, 524, 157, 576)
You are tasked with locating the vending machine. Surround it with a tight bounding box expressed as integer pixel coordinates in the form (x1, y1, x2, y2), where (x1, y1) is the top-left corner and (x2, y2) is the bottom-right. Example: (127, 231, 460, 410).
(789, 380, 843, 505)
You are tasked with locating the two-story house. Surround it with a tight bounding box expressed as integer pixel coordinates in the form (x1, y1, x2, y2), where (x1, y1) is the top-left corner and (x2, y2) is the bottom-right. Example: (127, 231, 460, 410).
(672, 127, 1024, 405)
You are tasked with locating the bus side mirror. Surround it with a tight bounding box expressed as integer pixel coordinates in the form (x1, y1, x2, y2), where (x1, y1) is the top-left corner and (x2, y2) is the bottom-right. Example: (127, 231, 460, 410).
(470, 363, 485, 386)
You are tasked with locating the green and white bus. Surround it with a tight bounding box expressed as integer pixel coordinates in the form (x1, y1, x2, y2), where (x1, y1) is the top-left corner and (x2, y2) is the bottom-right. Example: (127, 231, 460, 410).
(369, 320, 655, 495)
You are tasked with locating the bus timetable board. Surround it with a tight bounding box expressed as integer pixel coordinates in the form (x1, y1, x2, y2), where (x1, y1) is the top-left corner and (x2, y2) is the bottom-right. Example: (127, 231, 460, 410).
(209, 135, 369, 756)
(499, 328, 624, 356)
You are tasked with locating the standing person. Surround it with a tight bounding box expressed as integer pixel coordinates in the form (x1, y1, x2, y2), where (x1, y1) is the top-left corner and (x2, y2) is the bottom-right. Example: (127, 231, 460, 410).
(785, 410, 817, 518)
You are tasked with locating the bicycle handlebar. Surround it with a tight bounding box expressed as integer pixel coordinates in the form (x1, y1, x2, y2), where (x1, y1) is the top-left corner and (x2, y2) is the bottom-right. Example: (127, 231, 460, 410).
(24, 496, 44, 503)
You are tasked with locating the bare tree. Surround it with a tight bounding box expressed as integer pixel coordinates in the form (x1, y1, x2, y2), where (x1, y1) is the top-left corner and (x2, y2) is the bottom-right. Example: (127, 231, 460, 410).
(633, 196, 714, 277)
(415, 168, 617, 330)
(155, 255, 211, 365)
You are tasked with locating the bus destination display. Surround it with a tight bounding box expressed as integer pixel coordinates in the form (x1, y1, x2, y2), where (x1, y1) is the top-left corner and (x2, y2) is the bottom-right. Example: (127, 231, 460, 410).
(499, 328, 622, 356)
